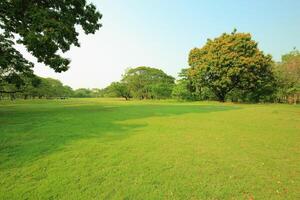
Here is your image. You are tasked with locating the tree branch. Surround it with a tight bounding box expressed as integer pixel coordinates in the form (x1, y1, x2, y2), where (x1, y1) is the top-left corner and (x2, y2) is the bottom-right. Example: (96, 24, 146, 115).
(0, 90, 23, 94)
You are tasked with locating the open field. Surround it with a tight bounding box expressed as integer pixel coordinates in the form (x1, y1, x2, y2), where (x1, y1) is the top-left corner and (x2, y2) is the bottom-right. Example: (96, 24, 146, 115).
(0, 98, 299, 199)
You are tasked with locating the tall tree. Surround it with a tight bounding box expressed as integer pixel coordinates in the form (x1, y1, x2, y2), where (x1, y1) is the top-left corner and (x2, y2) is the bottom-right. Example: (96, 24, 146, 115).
(188, 30, 275, 102)
(0, 0, 102, 91)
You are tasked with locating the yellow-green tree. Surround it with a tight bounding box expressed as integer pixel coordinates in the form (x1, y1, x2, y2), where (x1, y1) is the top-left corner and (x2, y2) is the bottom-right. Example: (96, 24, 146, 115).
(188, 30, 274, 102)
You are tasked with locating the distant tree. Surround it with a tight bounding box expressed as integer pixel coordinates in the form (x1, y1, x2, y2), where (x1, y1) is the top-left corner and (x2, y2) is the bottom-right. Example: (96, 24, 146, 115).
(172, 69, 195, 100)
(274, 48, 300, 103)
(150, 83, 174, 99)
(62, 86, 74, 98)
(73, 88, 93, 98)
(188, 30, 275, 102)
(122, 66, 175, 99)
(0, 73, 39, 99)
(0, 1, 102, 90)
(172, 81, 192, 100)
(106, 82, 131, 100)
(0, 35, 36, 93)
(19, 76, 41, 99)
(90, 88, 103, 98)
(0, 76, 73, 100)
(27, 77, 71, 98)
(172, 68, 215, 101)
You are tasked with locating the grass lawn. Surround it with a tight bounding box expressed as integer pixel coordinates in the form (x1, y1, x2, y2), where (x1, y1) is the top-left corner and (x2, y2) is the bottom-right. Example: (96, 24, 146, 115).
(0, 98, 299, 199)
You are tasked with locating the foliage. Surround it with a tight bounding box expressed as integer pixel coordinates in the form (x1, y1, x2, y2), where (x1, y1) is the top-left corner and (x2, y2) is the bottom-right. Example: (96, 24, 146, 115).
(188, 30, 275, 102)
(0, 34, 35, 91)
(105, 82, 131, 100)
(172, 80, 193, 100)
(0, 0, 102, 89)
(73, 88, 93, 98)
(31, 77, 74, 98)
(172, 69, 195, 100)
(0, 77, 74, 99)
(172, 68, 215, 101)
(274, 48, 300, 103)
(90, 88, 104, 98)
(122, 66, 175, 99)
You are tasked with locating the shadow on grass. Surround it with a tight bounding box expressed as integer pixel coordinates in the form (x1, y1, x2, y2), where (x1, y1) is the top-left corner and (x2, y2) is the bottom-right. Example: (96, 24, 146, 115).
(0, 102, 239, 169)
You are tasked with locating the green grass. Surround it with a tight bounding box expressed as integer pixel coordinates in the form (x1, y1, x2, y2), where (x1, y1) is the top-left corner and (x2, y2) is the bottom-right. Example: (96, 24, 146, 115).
(0, 98, 299, 199)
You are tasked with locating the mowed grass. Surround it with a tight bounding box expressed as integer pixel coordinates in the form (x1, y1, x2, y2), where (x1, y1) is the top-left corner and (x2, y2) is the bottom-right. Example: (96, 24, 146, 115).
(0, 99, 299, 199)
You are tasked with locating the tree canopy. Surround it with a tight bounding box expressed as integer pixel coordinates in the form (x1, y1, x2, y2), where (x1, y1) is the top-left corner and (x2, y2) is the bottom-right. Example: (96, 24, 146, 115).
(274, 48, 300, 103)
(188, 30, 275, 102)
(104, 82, 132, 100)
(0, 0, 102, 91)
(0, 76, 74, 100)
(122, 66, 175, 99)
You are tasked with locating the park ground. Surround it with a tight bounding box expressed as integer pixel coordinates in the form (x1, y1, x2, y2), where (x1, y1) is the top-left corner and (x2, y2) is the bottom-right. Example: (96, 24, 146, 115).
(0, 98, 299, 199)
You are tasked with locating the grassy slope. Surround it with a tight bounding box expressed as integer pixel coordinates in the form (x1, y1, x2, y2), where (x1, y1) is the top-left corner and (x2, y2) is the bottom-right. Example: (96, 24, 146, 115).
(0, 98, 299, 199)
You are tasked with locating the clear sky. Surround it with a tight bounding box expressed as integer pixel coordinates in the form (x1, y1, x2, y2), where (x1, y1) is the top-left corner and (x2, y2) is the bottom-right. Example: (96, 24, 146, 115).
(27, 0, 300, 89)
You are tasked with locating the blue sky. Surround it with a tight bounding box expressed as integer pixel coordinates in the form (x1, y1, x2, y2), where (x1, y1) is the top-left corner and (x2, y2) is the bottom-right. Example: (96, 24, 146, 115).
(31, 0, 300, 89)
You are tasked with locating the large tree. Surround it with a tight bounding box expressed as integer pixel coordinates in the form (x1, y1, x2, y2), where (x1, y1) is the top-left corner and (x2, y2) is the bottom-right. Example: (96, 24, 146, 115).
(188, 30, 274, 102)
(122, 66, 175, 99)
(0, 0, 102, 92)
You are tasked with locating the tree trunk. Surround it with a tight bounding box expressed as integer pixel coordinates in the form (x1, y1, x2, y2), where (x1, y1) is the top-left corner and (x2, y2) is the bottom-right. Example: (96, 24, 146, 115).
(213, 88, 227, 102)
(216, 93, 226, 102)
(10, 94, 16, 101)
(294, 93, 299, 105)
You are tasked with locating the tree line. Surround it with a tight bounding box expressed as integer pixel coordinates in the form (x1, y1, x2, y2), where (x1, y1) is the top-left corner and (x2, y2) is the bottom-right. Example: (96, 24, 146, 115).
(0, 2, 299, 103)
(1, 31, 299, 103)
(102, 31, 300, 103)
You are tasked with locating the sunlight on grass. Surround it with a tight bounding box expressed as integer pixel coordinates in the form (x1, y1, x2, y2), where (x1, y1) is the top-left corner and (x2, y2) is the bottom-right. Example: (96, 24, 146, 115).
(0, 99, 299, 199)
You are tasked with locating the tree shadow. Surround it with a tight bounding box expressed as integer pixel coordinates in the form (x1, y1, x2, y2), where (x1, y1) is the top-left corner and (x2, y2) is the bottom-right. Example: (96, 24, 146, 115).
(0, 102, 240, 169)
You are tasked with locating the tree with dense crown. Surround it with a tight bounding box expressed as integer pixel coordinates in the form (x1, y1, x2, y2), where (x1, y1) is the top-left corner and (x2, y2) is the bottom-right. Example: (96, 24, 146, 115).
(122, 66, 175, 99)
(0, 0, 102, 92)
(188, 30, 275, 102)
